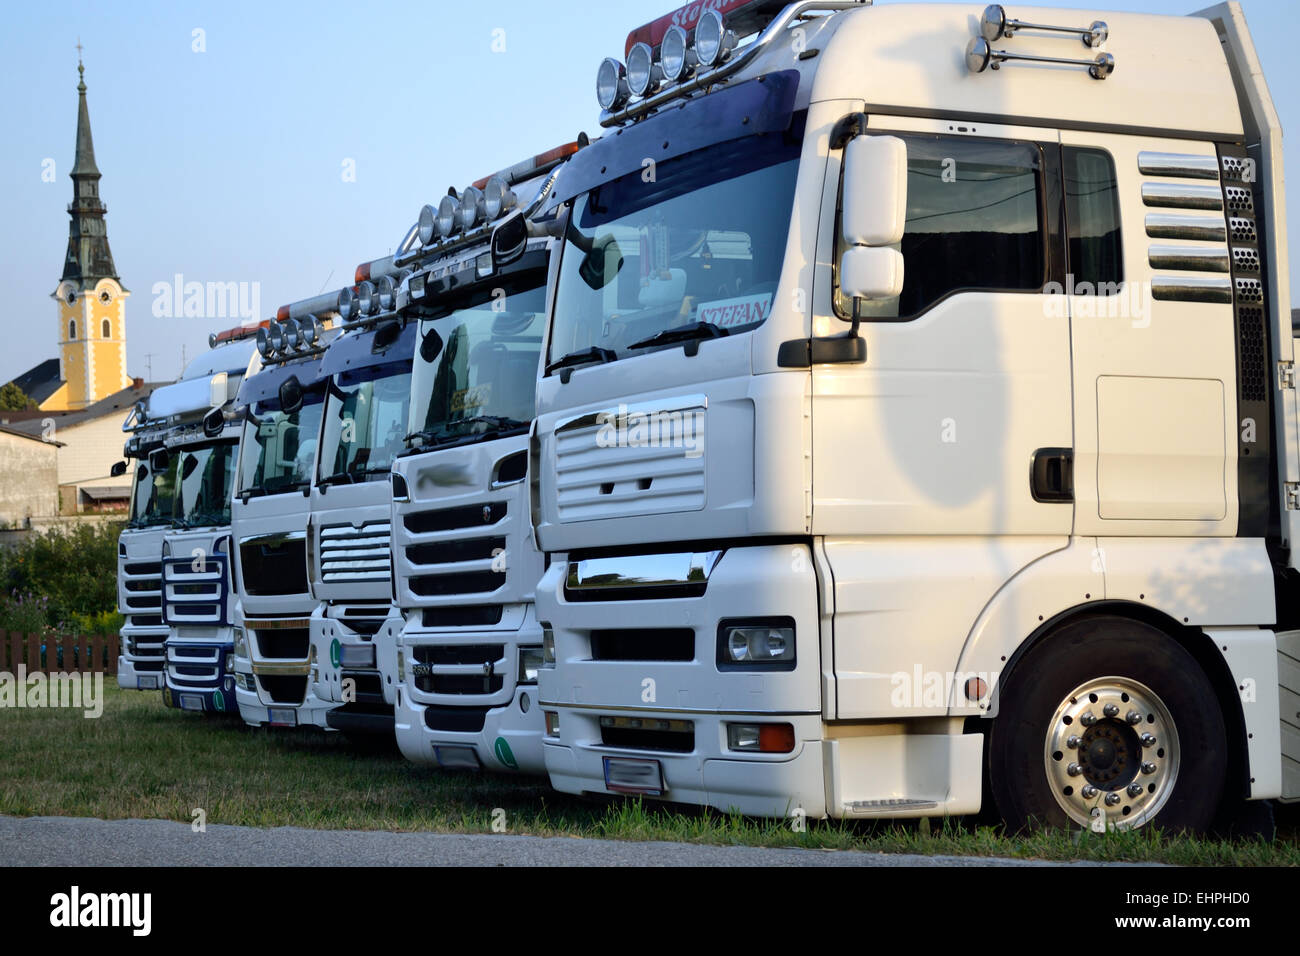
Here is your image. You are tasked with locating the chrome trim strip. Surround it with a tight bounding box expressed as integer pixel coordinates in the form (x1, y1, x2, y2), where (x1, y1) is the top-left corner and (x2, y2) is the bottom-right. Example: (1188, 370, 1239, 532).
(240, 530, 307, 548)
(1150, 276, 1234, 303)
(566, 551, 723, 592)
(556, 394, 708, 435)
(1144, 214, 1226, 242)
(1136, 151, 1220, 180)
(1147, 245, 1231, 273)
(1140, 183, 1223, 210)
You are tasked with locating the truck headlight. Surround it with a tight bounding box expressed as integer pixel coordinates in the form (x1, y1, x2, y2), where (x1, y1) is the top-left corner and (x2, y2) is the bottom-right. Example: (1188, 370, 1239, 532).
(232, 627, 246, 657)
(544, 711, 560, 738)
(726, 722, 795, 754)
(541, 625, 555, 666)
(518, 646, 544, 684)
(397, 649, 406, 682)
(716, 618, 795, 670)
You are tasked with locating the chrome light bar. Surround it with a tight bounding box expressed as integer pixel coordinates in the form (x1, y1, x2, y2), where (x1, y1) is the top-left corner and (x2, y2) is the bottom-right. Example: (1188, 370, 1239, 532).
(598, 0, 864, 128)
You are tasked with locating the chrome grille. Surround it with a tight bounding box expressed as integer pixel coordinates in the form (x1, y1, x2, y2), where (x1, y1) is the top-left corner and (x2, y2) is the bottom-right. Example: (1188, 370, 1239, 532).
(319, 520, 392, 583)
(162, 554, 229, 625)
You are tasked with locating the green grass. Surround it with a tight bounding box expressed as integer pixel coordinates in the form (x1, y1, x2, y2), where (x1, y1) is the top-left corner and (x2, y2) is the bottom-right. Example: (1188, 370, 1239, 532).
(2, 682, 1297, 864)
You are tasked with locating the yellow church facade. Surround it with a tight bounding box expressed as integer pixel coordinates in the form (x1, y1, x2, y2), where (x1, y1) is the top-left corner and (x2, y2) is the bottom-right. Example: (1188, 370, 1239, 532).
(47, 277, 131, 410)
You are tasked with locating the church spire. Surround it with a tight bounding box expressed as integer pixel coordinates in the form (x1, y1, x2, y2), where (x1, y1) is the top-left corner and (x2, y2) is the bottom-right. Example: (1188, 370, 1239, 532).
(61, 47, 117, 290)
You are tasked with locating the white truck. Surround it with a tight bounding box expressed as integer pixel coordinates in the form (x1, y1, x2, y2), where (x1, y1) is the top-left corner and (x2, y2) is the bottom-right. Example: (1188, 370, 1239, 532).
(230, 312, 339, 729)
(115, 400, 179, 690)
(157, 337, 257, 715)
(388, 144, 578, 772)
(306, 266, 415, 735)
(532, 0, 1295, 832)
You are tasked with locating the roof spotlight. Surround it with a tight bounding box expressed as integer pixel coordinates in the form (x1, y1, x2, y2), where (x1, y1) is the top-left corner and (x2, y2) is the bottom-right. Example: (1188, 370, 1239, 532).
(596, 57, 630, 111)
(255, 327, 272, 358)
(626, 42, 662, 97)
(302, 314, 322, 346)
(660, 25, 697, 82)
(458, 186, 485, 232)
(338, 286, 358, 322)
(695, 9, 736, 69)
(437, 193, 461, 238)
(417, 204, 437, 245)
(207, 331, 218, 349)
(377, 275, 398, 312)
(357, 280, 377, 316)
(268, 322, 287, 353)
(483, 175, 517, 220)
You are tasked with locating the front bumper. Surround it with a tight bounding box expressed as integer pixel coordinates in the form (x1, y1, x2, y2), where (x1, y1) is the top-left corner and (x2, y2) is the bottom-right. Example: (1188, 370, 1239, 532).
(309, 604, 399, 735)
(117, 624, 168, 691)
(163, 632, 235, 714)
(537, 542, 983, 819)
(236, 615, 336, 729)
(393, 608, 545, 774)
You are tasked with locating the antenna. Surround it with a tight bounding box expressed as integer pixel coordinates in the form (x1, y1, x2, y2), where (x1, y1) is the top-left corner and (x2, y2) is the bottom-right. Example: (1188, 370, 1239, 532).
(143, 353, 154, 380)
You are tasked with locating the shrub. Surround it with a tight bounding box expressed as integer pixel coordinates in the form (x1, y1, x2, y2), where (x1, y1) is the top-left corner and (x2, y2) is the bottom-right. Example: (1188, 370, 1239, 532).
(0, 521, 125, 631)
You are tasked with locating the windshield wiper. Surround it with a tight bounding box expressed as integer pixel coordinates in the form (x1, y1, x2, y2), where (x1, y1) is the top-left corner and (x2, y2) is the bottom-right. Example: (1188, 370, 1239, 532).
(544, 346, 616, 378)
(626, 322, 729, 355)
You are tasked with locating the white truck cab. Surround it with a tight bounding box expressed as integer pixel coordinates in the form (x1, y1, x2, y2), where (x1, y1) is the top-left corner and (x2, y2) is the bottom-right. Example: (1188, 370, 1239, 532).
(532, 0, 1295, 831)
(387, 144, 578, 773)
(157, 339, 256, 715)
(231, 316, 339, 729)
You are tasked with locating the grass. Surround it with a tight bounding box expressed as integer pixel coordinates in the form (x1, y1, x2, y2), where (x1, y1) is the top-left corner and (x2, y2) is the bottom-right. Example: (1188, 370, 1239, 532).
(1, 682, 1297, 864)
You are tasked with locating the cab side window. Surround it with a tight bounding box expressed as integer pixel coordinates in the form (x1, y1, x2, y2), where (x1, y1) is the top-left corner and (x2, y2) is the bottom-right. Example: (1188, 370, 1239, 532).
(1063, 146, 1123, 291)
(836, 134, 1045, 319)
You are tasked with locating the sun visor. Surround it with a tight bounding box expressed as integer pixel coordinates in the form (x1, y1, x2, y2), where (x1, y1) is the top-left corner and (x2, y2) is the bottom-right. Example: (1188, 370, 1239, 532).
(547, 70, 798, 210)
(235, 354, 330, 407)
(319, 321, 416, 377)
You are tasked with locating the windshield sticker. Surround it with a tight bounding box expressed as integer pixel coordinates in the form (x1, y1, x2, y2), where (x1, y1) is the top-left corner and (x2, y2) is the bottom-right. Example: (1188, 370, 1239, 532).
(696, 293, 773, 329)
(451, 384, 492, 414)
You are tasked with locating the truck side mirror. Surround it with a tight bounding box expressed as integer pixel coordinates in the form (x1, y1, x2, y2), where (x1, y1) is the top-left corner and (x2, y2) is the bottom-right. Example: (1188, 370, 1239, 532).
(840, 135, 907, 303)
(149, 448, 170, 472)
(202, 407, 225, 438)
(491, 211, 529, 268)
(110, 460, 128, 478)
(278, 376, 304, 415)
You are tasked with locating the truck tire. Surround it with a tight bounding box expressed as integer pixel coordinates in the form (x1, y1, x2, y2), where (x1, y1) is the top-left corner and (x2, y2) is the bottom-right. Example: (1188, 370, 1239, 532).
(988, 616, 1226, 833)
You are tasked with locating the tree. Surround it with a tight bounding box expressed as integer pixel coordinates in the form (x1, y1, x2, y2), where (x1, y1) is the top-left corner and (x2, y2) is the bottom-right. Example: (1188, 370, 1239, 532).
(0, 382, 36, 411)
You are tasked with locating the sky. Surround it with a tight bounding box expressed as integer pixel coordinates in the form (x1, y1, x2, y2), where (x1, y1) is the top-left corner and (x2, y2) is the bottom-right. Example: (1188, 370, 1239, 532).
(1, 0, 1297, 385)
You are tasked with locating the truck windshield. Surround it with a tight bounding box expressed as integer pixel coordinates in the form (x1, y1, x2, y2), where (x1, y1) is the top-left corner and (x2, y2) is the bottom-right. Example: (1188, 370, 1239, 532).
(128, 455, 178, 528)
(173, 441, 237, 528)
(318, 361, 412, 483)
(238, 389, 326, 496)
(549, 133, 800, 367)
(406, 272, 546, 450)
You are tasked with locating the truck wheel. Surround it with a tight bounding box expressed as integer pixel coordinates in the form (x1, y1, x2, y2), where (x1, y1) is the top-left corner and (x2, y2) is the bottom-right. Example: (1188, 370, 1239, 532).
(988, 616, 1226, 833)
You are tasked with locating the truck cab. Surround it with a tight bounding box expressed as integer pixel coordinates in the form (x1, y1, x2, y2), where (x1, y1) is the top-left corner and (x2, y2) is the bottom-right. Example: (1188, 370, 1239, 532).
(306, 277, 414, 735)
(115, 424, 177, 690)
(532, 0, 1294, 831)
(230, 317, 338, 728)
(387, 145, 576, 773)
(158, 340, 255, 715)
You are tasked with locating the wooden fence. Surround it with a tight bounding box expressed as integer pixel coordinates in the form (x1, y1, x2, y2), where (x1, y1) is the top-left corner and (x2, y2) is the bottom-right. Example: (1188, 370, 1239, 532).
(0, 632, 120, 675)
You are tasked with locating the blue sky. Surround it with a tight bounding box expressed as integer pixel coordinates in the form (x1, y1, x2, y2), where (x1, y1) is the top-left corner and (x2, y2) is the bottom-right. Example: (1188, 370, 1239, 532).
(1, 0, 1296, 384)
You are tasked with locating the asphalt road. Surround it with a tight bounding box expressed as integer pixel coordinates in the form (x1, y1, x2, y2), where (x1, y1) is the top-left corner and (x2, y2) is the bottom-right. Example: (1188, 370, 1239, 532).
(0, 815, 1147, 866)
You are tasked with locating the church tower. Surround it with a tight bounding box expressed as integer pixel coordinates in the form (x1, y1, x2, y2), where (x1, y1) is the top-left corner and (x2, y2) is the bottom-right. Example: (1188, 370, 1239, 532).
(48, 52, 130, 411)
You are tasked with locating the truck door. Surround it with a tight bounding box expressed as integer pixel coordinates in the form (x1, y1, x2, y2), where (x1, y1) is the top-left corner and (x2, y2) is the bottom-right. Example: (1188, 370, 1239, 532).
(812, 120, 1075, 719)
(1062, 130, 1245, 539)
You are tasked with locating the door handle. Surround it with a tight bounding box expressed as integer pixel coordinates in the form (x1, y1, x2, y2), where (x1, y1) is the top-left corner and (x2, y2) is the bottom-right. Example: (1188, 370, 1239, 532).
(1031, 448, 1074, 503)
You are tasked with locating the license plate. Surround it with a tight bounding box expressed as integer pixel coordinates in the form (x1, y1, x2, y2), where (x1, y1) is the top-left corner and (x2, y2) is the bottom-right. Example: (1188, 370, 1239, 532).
(603, 756, 664, 795)
(179, 694, 204, 712)
(137, 675, 159, 690)
(339, 644, 376, 668)
(434, 745, 481, 770)
(268, 708, 298, 727)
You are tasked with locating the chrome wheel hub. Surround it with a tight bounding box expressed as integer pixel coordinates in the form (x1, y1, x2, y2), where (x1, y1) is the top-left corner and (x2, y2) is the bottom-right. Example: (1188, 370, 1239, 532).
(1044, 677, 1179, 830)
